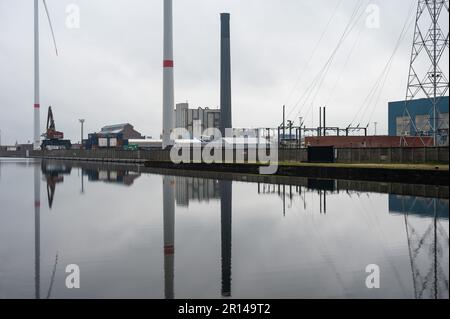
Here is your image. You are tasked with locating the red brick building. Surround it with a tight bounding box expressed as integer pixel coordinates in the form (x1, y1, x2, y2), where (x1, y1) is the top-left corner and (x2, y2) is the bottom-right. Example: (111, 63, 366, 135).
(305, 136, 434, 148)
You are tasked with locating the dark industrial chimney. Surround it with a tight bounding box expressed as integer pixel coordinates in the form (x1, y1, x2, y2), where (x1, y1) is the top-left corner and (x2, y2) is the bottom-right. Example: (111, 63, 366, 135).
(220, 13, 232, 136)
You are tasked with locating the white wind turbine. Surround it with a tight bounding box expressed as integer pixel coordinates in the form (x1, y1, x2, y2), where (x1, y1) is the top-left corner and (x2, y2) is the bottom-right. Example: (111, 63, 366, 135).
(33, 0, 59, 150)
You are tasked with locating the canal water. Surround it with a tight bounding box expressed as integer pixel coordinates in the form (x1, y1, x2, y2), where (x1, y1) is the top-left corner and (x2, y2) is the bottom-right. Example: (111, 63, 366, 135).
(0, 158, 448, 299)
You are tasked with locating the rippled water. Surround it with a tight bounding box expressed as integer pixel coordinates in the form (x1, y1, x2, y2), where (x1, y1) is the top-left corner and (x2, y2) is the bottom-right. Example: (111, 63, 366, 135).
(0, 158, 448, 299)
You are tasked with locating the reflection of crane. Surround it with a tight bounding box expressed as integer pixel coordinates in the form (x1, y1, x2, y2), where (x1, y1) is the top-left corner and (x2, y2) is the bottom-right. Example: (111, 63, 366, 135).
(41, 161, 72, 208)
(403, 198, 449, 299)
(46, 174, 63, 208)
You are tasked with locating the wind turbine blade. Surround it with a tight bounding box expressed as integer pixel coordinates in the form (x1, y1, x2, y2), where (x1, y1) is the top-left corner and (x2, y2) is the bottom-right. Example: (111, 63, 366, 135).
(46, 253, 58, 299)
(42, 0, 59, 56)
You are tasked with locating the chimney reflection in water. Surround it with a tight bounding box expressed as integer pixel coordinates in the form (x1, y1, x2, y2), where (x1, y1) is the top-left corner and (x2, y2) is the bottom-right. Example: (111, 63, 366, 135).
(163, 176, 175, 299)
(220, 180, 232, 297)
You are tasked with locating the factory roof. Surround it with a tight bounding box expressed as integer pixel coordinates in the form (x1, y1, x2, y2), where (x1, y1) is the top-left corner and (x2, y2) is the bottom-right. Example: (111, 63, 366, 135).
(101, 123, 132, 134)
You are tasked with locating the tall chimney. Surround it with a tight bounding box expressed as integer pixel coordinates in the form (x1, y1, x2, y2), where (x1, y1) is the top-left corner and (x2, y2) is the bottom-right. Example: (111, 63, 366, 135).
(34, 0, 40, 150)
(162, 0, 175, 149)
(220, 13, 232, 137)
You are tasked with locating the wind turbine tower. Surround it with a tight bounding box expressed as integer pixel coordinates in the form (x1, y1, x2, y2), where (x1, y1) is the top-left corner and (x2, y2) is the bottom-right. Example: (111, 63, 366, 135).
(162, 0, 175, 149)
(34, 0, 40, 150)
(33, 0, 58, 150)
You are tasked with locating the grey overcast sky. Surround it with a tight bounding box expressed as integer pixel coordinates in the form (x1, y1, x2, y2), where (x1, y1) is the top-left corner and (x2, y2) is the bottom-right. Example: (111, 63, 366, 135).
(0, 0, 448, 144)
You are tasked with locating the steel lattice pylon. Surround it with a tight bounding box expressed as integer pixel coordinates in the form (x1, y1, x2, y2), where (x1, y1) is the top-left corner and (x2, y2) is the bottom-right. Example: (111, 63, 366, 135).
(405, 0, 449, 145)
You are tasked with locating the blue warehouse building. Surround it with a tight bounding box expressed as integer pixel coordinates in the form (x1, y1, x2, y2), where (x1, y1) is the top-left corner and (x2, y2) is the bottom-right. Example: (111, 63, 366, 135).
(388, 97, 449, 144)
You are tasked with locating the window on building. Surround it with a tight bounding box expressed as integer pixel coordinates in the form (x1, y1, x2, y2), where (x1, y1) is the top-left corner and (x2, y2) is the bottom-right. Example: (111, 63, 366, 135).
(415, 114, 431, 135)
(396, 116, 411, 136)
(438, 113, 449, 130)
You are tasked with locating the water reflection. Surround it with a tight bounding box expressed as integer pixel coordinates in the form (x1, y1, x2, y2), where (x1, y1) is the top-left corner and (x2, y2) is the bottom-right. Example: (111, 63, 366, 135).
(83, 168, 141, 186)
(220, 181, 232, 297)
(34, 161, 144, 299)
(34, 164, 40, 299)
(162, 177, 233, 298)
(163, 176, 175, 299)
(390, 195, 449, 299)
(259, 179, 343, 216)
(257, 181, 449, 299)
(175, 177, 220, 207)
(258, 180, 335, 216)
(34, 162, 60, 299)
(41, 162, 71, 209)
(0, 159, 448, 299)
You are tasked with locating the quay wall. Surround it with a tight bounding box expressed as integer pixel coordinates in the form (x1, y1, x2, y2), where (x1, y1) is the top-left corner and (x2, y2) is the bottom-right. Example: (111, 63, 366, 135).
(0, 147, 447, 164)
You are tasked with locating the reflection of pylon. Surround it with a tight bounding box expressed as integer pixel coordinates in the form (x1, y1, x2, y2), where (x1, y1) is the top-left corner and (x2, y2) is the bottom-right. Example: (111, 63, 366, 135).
(404, 198, 449, 299)
(404, 0, 449, 146)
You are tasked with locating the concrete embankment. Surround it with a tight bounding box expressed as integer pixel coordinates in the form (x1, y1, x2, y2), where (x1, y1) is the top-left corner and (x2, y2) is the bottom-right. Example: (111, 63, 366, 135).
(0, 146, 448, 164)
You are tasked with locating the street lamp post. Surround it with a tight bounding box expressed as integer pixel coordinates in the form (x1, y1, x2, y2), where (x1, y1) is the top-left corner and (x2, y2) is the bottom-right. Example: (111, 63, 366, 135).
(79, 119, 85, 149)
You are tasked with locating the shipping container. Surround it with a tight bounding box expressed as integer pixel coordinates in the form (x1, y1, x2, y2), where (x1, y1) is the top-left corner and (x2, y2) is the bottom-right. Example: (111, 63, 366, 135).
(98, 138, 108, 147)
(109, 138, 117, 147)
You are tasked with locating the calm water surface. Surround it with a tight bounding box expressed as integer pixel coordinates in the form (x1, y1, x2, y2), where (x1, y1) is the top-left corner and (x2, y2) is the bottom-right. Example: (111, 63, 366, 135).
(0, 158, 448, 299)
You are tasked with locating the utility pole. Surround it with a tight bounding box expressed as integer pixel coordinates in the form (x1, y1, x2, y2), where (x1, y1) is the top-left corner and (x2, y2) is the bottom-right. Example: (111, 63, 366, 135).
(299, 117, 303, 148)
(374, 122, 378, 136)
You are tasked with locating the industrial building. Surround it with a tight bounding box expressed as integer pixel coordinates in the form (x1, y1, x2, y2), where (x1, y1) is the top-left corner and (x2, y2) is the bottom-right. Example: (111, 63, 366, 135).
(303, 97, 449, 148)
(305, 136, 435, 148)
(85, 123, 144, 149)
(100, 124, 145, 140)
(388, 97, 449, 145)
(174, 103, 221, 139)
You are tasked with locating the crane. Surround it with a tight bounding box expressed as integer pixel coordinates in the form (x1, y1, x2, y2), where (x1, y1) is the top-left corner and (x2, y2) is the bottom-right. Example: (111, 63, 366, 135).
(41, 106, 71, 150)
